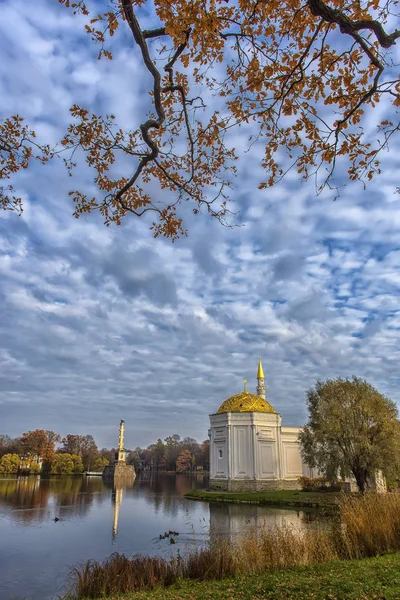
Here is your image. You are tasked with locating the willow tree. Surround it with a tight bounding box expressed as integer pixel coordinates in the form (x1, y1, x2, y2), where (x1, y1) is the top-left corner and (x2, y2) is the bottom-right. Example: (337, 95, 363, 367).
(1, 0, 400, 239)
(299, 377, 400, 492)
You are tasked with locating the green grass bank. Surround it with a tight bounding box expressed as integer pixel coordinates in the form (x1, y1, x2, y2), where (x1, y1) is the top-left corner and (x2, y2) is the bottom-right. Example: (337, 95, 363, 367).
(91, 553, 400, 600)
(184, 488, 342, 510)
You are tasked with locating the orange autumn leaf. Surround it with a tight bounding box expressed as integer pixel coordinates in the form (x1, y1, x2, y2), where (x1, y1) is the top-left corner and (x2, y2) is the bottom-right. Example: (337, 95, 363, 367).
(1, 0, 400, 239)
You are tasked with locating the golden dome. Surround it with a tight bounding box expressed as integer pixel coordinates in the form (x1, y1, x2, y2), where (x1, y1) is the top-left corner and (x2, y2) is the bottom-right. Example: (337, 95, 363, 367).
(216, 392, 276, 414)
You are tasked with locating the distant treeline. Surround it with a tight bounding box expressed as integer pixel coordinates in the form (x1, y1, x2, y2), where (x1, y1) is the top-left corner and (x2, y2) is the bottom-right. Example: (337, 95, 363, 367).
(0, 430, 112, 474)
(129, 435, 210, 473)
(0, 431, 209, 474)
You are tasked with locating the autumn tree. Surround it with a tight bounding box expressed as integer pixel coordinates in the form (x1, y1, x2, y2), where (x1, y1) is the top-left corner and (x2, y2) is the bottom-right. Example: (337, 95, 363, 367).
(164, 434, 181, 470)
(200, 439, 210, 472)
(51, 453, 83, 474)
(176, 449, 193, 473)
(0, 453, 20, 474)
(94, 457, 109, 471)
(152, 438, 166, 470)
(0, 435, 16, 458)
(127, 448, 141, 470)
(60, 434, 84, 455)
(19, 429, 58, 462)
(51, 454, 74, 474)
(71, 454, 84, 474)
(98, 447, 114, 464)
(2, 0, 400, 239)
(29, 462, 42, 475)
(299, 377, 400, 492)
(45, 430, 62, 447)
(60, 434, 98, 470)
(80, 435, 98, 470)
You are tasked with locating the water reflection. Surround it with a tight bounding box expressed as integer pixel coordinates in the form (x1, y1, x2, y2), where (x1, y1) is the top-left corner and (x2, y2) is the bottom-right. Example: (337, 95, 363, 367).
(0, 475, 106, 525)
(209, 502, 321, 543)
(0, 474, 327, 600)
(134, 472, 209, 518)
(112, 483, 124, 542)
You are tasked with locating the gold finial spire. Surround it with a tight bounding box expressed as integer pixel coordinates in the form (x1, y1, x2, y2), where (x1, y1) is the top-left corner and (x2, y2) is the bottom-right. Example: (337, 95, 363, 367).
(257, 356, 264, 379)
(244, 379, 247, 392)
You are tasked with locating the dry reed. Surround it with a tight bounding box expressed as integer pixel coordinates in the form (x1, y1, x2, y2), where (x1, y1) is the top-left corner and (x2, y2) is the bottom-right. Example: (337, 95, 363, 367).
(64, 493, 400, 600)
(337, 492, 400, 559)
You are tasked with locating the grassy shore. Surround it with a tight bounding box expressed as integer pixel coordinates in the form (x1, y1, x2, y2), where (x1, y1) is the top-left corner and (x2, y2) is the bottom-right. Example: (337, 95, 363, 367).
(66, 494, 400, 600)
(94, 553, 400, 600)
(184, 488, 342, 509)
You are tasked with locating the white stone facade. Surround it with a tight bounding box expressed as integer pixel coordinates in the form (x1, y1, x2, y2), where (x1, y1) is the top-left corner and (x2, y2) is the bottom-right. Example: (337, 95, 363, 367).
(209, 411, 307, 491)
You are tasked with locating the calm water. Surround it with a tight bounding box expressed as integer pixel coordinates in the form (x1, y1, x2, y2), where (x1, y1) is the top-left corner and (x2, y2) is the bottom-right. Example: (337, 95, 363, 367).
(0, 474, 320, 600)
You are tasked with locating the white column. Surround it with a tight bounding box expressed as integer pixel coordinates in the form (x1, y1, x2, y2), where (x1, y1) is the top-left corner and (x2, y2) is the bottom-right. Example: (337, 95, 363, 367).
(227, 422, 232, 479)
(251, 419, 257, 479)
(276, 416, 283, 479)
(210, 425, 215, 478)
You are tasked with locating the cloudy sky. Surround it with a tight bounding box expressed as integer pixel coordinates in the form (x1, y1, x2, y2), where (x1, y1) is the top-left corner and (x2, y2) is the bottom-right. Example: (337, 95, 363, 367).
(1, 0, 400, 449)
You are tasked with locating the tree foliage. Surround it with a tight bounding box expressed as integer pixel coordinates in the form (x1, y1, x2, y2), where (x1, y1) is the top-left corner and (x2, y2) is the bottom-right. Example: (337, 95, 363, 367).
(0, 427, 209, 473)
(19, 429, 59, 462)
(299, 377, 400, 492)
(176, 449, 194, 473)
(0, 435, 14, 457)
(94, 457, 109, 471)
(2, 0, 400, 238)
(60, 434, 98, 470)
(0, 453, 20, 474)
(29, 462, 42, 474)
(51, 453, 84, 474)
(132, 433, 209, 471)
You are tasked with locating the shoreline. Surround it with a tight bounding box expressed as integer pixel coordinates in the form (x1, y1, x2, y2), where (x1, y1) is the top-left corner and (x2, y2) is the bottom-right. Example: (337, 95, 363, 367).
(77, 553, 400, 600)
(184, 488, 342, 510)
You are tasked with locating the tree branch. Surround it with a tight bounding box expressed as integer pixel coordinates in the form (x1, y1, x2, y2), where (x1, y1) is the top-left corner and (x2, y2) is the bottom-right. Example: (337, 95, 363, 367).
(308, 0, 400, 49)
(142, 26, 167, 39)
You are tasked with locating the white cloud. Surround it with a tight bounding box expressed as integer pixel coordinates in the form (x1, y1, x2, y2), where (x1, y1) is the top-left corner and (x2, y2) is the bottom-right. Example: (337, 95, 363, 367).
(0, 0, 399, 449)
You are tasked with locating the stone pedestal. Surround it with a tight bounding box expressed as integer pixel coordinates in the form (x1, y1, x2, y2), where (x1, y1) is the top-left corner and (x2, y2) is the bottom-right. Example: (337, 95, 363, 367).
(209, 478, 300, 492)
(102, 463, 136, 483)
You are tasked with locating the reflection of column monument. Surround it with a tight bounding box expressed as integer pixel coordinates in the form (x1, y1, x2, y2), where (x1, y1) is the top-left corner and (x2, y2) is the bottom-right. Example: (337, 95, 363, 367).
(112, 484, 124, 542)
(102, 420, 136, 483)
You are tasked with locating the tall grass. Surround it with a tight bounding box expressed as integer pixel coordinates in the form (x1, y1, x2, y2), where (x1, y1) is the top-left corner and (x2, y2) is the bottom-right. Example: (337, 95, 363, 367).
(64, 493, 400, 599)
(338, 492, 400, 559)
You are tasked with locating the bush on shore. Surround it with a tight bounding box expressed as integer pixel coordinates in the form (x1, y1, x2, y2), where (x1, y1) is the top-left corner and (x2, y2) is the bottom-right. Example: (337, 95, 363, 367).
(51, 454, 84, 475)
(64, 493, 400, 600)
(0, 453, 20, 473)
(297, 476, 343, 493)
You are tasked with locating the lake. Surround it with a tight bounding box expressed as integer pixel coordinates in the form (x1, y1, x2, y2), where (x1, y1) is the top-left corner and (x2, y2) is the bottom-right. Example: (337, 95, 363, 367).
(0, 473, 321, 600)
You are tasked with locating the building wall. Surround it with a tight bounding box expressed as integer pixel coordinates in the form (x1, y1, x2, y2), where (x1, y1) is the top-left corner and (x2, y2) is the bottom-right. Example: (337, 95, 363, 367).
(210, 417, 229, 480)
(210, 412, 305, 489)
(281, 426, 304, 480)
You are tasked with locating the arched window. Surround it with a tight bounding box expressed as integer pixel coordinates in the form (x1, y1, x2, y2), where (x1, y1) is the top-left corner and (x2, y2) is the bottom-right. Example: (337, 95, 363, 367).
(218, 449, 223, 459)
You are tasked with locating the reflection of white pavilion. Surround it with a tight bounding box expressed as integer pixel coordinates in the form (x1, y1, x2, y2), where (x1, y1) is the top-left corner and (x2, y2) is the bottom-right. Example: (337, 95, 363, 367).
(209, 502, 310, 543)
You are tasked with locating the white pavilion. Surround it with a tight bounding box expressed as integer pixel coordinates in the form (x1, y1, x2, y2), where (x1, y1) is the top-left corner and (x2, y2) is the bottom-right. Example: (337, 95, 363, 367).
(209, 358, 310, 491)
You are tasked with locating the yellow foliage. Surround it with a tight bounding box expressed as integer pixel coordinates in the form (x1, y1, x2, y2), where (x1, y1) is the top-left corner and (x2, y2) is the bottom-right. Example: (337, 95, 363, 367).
(2, 0, 399, 238)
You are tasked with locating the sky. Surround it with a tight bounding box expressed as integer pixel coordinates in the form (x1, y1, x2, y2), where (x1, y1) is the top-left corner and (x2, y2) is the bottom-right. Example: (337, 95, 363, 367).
(1, 0, 400, 449)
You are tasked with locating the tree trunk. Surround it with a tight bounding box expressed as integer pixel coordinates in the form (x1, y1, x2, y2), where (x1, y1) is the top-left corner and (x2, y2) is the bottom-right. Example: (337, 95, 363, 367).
(353, 467, 368, 493)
